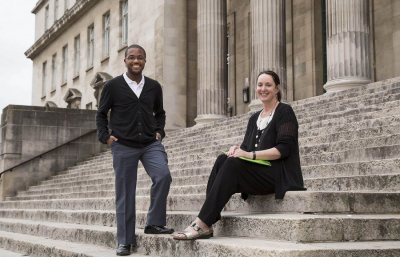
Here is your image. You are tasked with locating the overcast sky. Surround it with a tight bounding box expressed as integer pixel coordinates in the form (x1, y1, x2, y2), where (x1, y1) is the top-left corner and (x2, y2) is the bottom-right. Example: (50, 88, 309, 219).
(0, 0, 37, 117)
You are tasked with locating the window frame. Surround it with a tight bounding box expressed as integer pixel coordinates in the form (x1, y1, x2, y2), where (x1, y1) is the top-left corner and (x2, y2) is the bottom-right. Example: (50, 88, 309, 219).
(62, 44, 68, 84)
(103, 12, 111, 58)
(87, 24, 95, 69)
(74, 35, 81, 77)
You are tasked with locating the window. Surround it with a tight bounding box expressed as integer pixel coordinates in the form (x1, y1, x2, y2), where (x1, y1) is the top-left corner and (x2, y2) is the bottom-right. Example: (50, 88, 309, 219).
(62, 45, 68, 84)
(120, 0, 128, 46)
(54, 0, 59, 21)
(74, 35, 80, 76)
(42, 61, 47, 97)
(44, 5, 49, 30)
(87, 24, 94, 68)
(51, 54, 57, 91)
(103, 12, 110, 58)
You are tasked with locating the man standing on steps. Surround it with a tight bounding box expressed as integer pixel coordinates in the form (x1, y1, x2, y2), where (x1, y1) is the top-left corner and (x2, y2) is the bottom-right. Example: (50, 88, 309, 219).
(96, 44, 174, 256)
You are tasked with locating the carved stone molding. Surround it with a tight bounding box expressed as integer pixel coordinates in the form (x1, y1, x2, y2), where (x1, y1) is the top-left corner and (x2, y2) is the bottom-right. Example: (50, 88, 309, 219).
(64, 88, 82, 109)
(90, 72, 113, 107)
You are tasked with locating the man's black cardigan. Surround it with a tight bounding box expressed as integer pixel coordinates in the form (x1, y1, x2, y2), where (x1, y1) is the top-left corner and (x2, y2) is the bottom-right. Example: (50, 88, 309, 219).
(96, 75, 166, 148)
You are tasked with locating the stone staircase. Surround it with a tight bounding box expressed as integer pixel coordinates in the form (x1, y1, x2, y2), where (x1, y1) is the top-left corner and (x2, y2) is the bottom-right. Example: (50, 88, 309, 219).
(0, 77, 400, 256)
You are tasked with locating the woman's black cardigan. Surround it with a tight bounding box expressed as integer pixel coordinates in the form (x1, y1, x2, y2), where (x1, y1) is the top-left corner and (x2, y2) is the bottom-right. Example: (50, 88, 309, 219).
(240, 102, 306, 199)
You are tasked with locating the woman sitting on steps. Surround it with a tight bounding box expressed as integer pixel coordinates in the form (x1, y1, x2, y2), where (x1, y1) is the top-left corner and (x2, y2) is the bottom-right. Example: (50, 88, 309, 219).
(173, 70, 306, 240)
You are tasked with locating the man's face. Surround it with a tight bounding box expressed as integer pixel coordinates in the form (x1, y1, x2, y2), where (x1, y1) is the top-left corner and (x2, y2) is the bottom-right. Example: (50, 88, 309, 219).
(124, 47, 146, 75)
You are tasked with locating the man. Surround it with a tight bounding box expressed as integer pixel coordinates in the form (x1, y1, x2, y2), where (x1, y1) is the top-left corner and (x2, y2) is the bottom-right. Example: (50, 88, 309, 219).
(96, 44, 173, 256)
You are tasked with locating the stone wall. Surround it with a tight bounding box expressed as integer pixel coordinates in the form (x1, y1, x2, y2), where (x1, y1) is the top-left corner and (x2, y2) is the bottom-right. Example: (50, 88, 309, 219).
(0, 105, 106, 199)
(288, 0, 324, 100)
(373, 0, 400, 81)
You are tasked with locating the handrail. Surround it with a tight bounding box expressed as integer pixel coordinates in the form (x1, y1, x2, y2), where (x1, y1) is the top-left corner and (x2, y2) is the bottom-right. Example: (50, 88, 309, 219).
(0, 129, 98, 176)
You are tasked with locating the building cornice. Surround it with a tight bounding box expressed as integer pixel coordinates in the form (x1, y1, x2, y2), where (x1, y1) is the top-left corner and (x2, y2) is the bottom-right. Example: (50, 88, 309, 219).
(32, 0, 48, 14)
(25, 0, 98, 60)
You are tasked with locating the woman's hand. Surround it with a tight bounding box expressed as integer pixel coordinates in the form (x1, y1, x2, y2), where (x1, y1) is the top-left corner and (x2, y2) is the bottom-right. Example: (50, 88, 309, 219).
(227, 145, 239, 157)
(232, 148, 251, 159)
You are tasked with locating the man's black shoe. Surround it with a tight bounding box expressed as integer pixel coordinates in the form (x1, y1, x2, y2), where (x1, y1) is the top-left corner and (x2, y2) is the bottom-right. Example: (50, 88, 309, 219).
(116, 244, 131, 256)
(144, 225, 174, 234)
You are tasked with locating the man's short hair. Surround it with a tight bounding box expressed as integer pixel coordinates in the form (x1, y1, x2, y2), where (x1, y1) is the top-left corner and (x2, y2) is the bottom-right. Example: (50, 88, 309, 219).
(124, 44, 146, 58)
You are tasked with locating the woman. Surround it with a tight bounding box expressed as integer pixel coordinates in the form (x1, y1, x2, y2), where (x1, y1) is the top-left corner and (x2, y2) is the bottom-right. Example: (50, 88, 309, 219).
(173, 70, 306, 240)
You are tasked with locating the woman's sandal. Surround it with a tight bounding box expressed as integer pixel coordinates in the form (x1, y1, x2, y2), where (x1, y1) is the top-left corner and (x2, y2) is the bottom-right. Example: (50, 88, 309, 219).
(172, 222, 213, 240)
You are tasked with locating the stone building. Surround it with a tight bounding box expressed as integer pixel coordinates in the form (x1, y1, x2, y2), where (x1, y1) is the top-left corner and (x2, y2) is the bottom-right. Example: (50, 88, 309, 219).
(25, 0, 400, 128)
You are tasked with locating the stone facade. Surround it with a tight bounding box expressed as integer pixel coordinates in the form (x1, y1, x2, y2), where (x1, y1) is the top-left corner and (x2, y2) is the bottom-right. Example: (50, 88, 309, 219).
(0, 105, 106, 199)
(26, 0, 400, 127)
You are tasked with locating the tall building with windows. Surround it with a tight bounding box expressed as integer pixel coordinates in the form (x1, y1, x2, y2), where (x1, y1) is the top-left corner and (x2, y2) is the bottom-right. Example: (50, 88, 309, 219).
(26, 0, 400, 129)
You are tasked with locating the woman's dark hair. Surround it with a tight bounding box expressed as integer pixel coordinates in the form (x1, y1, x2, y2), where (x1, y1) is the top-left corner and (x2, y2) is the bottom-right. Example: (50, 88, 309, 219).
(257, 70, 282, 102)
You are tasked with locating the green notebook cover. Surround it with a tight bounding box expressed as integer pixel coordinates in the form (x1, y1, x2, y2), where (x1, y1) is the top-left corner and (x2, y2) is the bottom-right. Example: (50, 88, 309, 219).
(238, 156, 271, 166)
(221, 151, 271, 166)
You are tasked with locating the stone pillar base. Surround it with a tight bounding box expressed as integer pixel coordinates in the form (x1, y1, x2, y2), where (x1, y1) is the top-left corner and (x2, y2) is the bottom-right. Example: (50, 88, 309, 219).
(324, 78, 372, 93)
(194, 114, 226, 126)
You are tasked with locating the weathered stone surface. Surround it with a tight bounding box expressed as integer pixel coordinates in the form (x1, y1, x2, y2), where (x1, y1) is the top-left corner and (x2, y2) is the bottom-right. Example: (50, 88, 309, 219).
(1, 79, 400, 256)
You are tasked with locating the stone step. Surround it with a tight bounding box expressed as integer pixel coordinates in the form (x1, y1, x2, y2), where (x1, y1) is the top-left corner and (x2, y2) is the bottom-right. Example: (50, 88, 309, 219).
(0, 209, 399, 244)
(153, 104, 400, 152)
(0, 231, 150, 257)
(302, 158, 400, 178)
(12, 170, 400, 202)
(161, 82, 400, 142)
(305, 173, 400, 191)
(299, 115, 400, 139)
(169, 119, 400, 155)
(165, 97, 400, 146)
(28, 167, 211, 191)
(17, 159, 399, 200)
(22, 156, 400, 193)
(48, 151, 400, 183)
(8, 190, 116, 201)
(294, 88, 400, 119)
(1, 220, 399, 257)
(163, 80, 399, 140)
(54, 165, 112, 178)
(0, 248, 27, 257)
(1, 191, 400, 214)
(301, 133, 400, 156)
(166, 113, 400, 155)
(70, 157, 400, 183)
(295, 91, 400, 123)
(301, 144, 400, 165)
(57, 115, 400, 170)
(19, 183, 114, 196)
(164, 132, 400, 162)
(299, 103, 400, 132)
(147, 143, 400, 167)
(14, 171, 400, 202)
(299, 123, 400, 146)
(138, 234, 400, 257)
(291, 78, 400, 109)
(9, 184, 207, 201)
(38, 170, 114, 186)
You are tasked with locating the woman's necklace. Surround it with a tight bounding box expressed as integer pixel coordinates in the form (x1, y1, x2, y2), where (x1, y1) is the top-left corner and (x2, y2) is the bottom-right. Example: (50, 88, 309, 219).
(254, 101, 279, 148)
(256, 101, 279, 130)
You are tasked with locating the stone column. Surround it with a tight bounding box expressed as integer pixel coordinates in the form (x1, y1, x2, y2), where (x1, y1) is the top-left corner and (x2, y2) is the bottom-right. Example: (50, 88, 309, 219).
(249, 0, 286, 111)
(324, 0, 371, 92)
(195, 0, 226, 125)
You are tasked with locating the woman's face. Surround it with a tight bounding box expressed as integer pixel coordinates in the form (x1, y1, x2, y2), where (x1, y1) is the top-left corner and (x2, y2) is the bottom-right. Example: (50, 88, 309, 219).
(256, 74, 279, 103)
